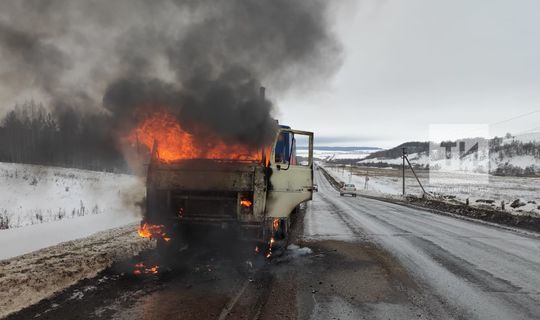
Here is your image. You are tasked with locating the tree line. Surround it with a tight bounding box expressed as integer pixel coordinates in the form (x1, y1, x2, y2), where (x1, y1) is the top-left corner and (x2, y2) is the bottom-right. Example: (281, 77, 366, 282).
(0, 101, 127, 172)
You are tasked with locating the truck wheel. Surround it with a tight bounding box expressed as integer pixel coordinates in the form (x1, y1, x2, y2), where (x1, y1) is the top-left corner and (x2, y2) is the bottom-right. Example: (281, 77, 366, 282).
(264, 218, 289, 258)
(340, 193, 343, 196)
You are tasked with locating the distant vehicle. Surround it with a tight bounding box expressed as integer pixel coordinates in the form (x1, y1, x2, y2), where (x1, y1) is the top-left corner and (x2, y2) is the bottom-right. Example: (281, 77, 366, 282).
(340, 183, 356, 197)
(313, 184, 318, 192)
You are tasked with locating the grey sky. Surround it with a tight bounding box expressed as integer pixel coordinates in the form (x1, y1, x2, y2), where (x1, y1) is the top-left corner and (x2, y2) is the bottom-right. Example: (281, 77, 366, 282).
(1, 1, 540, 149)
(280, 0, 540, 148)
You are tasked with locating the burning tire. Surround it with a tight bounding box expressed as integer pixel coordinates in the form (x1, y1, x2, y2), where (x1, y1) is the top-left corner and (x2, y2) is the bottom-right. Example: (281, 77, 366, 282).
(263, 216, 291, 258)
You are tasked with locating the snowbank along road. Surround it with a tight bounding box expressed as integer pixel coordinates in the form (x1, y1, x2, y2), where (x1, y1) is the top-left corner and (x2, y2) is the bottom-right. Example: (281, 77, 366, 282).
(5, 168, 540, 320)
(307, 167, 540, 319)
(0, 224, 153, 318)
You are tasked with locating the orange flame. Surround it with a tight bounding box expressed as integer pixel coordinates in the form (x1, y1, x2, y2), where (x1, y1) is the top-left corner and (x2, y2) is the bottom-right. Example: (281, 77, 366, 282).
(133, 262, 159, 275)
(266, 237, 275, 258)
(138, 223, 171, 242)
(264, 146, 272, 167)
(240, 199, 253, 208)
(128, 111, 263, 162)
(272, 218, 279, 231)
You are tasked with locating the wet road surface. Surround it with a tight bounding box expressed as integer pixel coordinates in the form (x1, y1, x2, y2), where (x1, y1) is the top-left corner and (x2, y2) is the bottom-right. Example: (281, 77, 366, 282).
(7, 169, 540, 320)
(308, 168, 540, 319)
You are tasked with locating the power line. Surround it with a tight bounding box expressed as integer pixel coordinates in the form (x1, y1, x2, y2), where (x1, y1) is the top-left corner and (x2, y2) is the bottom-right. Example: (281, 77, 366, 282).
(447, 109, 540, 138)
(489, 109, 540, 127)
(512, 125, 540, 136)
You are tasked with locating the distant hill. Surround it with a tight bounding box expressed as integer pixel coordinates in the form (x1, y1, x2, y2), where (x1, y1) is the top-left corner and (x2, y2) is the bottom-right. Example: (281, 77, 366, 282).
(352, 136, 540, 176)
(296, 146, 382, 161)
(297, 146, 382, 151)
(363, 142, 429, 160)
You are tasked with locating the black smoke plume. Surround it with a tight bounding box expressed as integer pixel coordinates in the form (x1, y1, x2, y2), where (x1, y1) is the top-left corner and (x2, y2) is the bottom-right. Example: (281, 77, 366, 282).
(0, 0, 342, 169)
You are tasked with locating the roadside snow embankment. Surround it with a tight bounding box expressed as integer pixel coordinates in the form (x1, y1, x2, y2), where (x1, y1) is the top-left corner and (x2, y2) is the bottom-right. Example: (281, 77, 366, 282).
(0, 162, 144, 259)
(0, 163, 149, 318)
(321, 163, 540, 217)
(0, 224, 154, 318)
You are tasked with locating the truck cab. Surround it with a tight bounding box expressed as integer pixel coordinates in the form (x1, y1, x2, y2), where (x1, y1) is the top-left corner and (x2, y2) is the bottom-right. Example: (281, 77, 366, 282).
(142, 125, 314, 250)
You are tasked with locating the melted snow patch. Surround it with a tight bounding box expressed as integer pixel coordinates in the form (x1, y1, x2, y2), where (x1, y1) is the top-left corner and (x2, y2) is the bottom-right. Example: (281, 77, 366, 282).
(287, 244, 312, 257)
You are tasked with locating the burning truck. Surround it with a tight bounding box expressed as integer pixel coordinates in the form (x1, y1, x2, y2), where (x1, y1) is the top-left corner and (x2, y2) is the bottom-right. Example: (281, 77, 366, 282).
(134, 104, 314, 254)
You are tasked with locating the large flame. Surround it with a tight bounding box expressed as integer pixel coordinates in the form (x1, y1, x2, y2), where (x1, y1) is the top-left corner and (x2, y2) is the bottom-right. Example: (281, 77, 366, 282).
(138, 223, 171, 242)
(129, 111, 264, 162)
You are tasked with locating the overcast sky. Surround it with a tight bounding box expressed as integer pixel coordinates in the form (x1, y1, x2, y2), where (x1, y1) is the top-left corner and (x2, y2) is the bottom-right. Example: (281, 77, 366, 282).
(280, 0, 540, 148)
(1, 1, 539, 149)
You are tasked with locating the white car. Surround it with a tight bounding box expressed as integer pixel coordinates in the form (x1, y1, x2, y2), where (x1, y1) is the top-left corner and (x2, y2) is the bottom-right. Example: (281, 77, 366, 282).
(340, 183, 357, 197)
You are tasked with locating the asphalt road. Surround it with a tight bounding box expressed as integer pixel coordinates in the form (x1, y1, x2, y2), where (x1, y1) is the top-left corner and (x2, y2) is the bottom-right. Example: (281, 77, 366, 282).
(309, 168, 540, 319)
(7, 169, 540, 320)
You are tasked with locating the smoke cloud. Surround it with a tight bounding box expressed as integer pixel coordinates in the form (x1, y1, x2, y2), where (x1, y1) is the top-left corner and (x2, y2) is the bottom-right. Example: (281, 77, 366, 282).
(0, 0, 341, 157)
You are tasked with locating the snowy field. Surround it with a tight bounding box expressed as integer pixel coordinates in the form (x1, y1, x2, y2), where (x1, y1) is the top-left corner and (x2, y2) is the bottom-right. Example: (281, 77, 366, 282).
(297, 147, 377, 160)
(0, 162, 150, 318)
(323, 163, 540, 216)
(0, 162, 145, 259)
(360, 152, 540, 175)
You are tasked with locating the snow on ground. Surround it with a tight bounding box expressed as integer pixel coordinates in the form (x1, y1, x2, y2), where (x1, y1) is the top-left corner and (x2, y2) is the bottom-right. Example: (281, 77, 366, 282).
(0, 224, 154, 318)
(359, 152, 429, 167)
(322, 164, 540, 216)
(297, 148, 377, 160)
(503, 132, 540, 144)
(308, 168, 540, 319)
(286, 244, 312, 256)
(0, 163, 151, 318)
(0, 162, 145, 259)
(0, 162, 144, 229)
(0, 213, 139, 260)
(502, 154, 540, 169)
(359, 152, 540, 174)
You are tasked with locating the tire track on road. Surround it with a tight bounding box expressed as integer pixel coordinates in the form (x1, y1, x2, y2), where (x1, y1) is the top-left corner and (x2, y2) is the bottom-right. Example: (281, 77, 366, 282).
(316, 169, 540, 319)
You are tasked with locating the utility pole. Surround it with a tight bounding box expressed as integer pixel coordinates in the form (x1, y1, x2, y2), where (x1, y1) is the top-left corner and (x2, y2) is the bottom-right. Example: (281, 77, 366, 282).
(364, 170, 369, 190)
(402, 147, 406, 195)
(400, 148, 429, 198)
(403, 153, 428, 196)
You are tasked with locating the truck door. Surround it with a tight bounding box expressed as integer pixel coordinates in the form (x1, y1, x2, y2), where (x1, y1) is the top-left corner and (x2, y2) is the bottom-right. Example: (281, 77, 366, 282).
(265, 128, 314, 218)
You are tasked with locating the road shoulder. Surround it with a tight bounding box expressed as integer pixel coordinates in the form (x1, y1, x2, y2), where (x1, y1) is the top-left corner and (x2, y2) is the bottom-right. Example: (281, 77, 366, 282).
(0, 223, 153, 319)
(319, 165, 540, 235)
